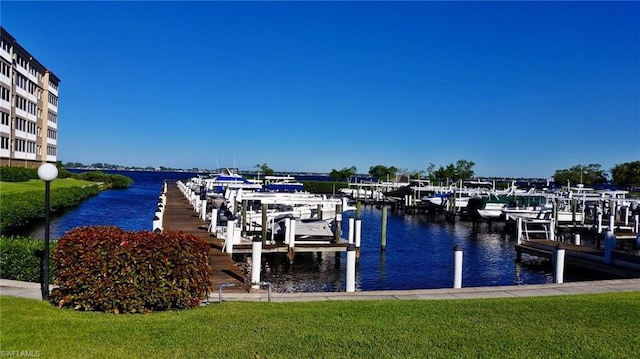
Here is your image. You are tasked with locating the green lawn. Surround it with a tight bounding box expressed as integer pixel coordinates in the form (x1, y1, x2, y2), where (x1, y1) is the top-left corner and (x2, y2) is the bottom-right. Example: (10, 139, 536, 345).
(1, 292, 639, 358)
(0, 178, 99, 194)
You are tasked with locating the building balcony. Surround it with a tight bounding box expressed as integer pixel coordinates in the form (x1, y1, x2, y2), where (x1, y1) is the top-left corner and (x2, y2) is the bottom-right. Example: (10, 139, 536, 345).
(0, 48, 10, 62)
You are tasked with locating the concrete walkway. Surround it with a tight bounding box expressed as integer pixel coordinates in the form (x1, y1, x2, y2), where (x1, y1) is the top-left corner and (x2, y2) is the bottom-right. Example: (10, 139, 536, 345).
(3, 278, 638, 303)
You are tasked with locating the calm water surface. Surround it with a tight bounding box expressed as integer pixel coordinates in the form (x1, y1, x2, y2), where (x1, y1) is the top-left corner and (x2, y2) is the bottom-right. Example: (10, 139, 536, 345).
(21, 170, 617, 292)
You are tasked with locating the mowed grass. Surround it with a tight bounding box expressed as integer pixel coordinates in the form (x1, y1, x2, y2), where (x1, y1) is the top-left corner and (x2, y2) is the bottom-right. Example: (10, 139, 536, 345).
(1, 292, 639, 358)
(0, 179, 99, 194)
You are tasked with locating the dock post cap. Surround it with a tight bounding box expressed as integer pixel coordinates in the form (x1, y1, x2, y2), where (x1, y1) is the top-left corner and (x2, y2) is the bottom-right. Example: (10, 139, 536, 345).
(252, 237, 262, 242)
(453, 245, 463, 251)
(554, 243, 566, 250)
(347, 244, 356, 251)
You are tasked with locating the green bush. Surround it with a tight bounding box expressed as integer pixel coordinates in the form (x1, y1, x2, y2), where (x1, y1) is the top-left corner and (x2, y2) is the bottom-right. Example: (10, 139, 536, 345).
(0, 236, 56, 283)
(109, 174, 134, 189)
(0, 185, 101, 234)
(70, 171, 133, 189)
(0, 167, 36, 182)
(50, 226, 213, 313)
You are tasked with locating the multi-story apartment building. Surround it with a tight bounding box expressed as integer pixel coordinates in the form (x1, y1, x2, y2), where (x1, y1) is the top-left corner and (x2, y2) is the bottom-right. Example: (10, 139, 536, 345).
(0, 27, 59, 168)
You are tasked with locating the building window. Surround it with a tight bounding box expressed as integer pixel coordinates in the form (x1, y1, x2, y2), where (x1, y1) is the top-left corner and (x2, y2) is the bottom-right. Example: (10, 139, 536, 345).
(0, 136, 9, 150)
(16, 74, 27, 90)
(0, 86, 9, 101)
(15, 117, 26, 131)
(14, 138, 25, 152)
(15, 95, 27, 111)
(0, 61, 9, 77)
(0, 111, 8, 125)
(48, 93, 58, 106)
(47, 128, 57, 139)
(27, 120, 36, 134)
(47, 111, 57, 123)
(48, 80, 58, 91)
(47, 145, 56, 156)
(0, 39, 12, 53)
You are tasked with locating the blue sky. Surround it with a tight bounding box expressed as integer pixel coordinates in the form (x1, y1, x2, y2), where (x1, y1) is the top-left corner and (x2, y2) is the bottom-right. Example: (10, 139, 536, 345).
(2, 1, 638, 178)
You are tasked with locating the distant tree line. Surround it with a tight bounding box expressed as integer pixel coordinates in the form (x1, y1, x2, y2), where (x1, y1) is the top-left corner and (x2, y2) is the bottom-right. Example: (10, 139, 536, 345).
(325, 159, 639, 192)
(554, 161, 640, 190)
(63, 162, 200, 172)
(328, 159, 477, 184)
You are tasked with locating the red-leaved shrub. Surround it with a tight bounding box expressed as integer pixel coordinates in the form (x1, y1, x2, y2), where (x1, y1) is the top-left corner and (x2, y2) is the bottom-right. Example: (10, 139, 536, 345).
(50, 226, 213, 313)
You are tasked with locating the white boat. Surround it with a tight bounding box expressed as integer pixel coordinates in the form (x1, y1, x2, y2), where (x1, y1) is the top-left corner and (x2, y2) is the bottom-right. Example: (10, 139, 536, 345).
(190, 168, 262, 193)
(263, 175, 305, 192)
(227, 190, 354, 233)
(477, 202, 509, 219)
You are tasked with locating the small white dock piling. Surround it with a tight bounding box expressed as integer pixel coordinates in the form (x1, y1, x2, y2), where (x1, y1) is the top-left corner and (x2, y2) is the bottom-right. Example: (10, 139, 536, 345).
(453, 245, 463, 289)
(346, 244, 356, 292)
(251, 237, 262, 289)
(553, 243, 566, 284)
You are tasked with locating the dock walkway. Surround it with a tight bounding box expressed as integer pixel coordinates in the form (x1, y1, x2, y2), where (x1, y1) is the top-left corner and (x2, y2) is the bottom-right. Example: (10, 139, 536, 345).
(516, 239, 640, 278)
(162, 180, 249, 293)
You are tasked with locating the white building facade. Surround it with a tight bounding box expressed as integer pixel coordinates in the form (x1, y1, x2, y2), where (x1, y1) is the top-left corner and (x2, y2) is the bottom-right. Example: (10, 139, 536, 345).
(0, 27, 59, 168)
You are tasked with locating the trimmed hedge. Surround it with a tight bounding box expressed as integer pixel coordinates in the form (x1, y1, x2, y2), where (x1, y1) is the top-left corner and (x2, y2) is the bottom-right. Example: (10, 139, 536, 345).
(0, 166, 70, 181)
(0, 185, 101, 234)
(0, 167, 37, 182)
(0, 236, 56, 283)
(50, 226, 213, 313)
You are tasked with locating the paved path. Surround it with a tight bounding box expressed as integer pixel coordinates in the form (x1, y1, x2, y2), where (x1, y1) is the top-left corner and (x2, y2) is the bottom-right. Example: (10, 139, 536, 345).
(3, 278, 638, 303)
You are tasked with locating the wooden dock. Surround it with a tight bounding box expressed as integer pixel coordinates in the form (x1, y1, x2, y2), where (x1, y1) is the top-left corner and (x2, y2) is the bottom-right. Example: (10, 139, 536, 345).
(516, 239, 640, 278)
(162, 180, 250, 293)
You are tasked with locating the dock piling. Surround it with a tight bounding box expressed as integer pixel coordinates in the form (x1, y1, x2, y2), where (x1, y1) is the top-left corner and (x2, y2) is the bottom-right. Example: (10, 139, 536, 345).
(516, 217, 523, 244)
(224, 220, 235, 255)
(346, 244, 356, 292)
(287, 218, 296, 264)
(251, 237, 262, 289)
(453, 245, 463, 289)
(604, 230, 616, 264)
(381, 205, 388, 251)
(261, 203, 268, 245)
(355, 218, 362, 259)
(209, 208, 218, 233)
(553, 243, 566, 284)
(334, 204, 342, 243)
(348, 217, 355, 244)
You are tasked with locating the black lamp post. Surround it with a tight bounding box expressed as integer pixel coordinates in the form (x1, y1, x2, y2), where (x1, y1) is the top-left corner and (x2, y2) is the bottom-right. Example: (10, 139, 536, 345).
(37, 163, 58, 300)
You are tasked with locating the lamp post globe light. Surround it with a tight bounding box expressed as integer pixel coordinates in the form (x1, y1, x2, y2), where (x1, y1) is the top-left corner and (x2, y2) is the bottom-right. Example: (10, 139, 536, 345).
(38, 163, 58, 300)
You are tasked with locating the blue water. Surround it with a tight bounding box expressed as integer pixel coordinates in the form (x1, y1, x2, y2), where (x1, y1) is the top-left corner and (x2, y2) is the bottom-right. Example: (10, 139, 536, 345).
(260, 207, 559, 292)
(19, 171, 198, 239)
(20, 170, 614, 292)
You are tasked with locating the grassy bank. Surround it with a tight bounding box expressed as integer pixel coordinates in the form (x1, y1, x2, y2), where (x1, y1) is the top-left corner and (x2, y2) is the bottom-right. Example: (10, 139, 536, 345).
(1, 292, 639, 358)
(0, 179, 103, 234)
(0, 178, 101, 194)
